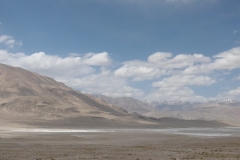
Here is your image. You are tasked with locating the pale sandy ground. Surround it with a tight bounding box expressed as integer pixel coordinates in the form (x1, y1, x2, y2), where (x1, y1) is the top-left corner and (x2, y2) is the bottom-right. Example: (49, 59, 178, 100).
(0, 128, 240, 160)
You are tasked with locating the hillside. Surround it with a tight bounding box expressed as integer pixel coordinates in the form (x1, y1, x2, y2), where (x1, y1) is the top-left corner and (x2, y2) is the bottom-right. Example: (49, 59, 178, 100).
(0, 63, 157, 128)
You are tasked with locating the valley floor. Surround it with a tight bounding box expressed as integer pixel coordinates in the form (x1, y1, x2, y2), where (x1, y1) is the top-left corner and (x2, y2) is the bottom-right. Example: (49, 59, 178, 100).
(0, 128, 240, 160)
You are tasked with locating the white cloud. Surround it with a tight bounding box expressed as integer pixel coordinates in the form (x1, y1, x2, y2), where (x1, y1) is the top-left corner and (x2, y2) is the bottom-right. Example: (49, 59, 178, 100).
(152, 75, 216, 88)
(115, 52, 211, 81)
(83, 52, 112, 66)
(114, 60, 165, 81)
(218, 87, 240, 100)
(183, 64, 211, 75)
(113, 48, 240, 101)
(0, 35, 22, 48)
(212, 47, 240, 70)
(148, 52, 211, 68)
(0, 50, 114, 80)
(1, 39, 240, 102)
(148, 75, 215, 102)
(58, 69, 145, 99)
(162, 53, 211, 69)
(228, 87, 240, 96)
(0, 50, 94, 78)
(183, 47, 240, 74)
(147, 52, 172, 63)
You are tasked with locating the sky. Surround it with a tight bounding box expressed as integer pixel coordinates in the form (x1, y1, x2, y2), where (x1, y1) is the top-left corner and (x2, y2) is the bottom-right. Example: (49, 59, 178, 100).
(0, 0, 240, 102)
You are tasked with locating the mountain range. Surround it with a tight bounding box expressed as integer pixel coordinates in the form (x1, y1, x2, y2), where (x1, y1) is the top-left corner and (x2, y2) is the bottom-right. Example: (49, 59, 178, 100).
(90, 95, 240, 126)
(145, 100, 240, 126)
(91, 95, 156, 114)
(0, 63, 159, 128)
(91, 95, 240, 126)
(0, 63, 228, 128)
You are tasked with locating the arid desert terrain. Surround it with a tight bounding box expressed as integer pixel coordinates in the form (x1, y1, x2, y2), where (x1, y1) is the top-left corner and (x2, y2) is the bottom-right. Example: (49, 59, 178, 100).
(1, 64, 240, 160)
(1, 127, 240, 160)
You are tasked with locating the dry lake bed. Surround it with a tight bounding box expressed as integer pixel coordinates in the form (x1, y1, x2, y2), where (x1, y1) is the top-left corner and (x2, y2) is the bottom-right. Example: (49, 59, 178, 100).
(0, 127, 240, 160)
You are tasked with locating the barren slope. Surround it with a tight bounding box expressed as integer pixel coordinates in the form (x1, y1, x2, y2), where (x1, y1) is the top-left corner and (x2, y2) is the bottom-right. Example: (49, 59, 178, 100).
(0, 64, 156, 128)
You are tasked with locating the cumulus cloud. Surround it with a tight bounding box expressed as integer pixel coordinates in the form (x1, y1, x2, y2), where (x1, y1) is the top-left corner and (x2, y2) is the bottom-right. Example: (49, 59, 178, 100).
(146, 86, 207, 102)
(184, 47, 240, 74)
(0, 35, 22, 48)
(114, 47, 240, 101)
(148, 52, 211, 68)
(58, 69, 145, 99)
(0, 50, 115, 80)
(114, 60, 165, 81)
(161, 53, 211, 69)
(0, 50, 94, 78)
(218, 87, 240, 100)
(1, 40, 240, 102)
(227, 87, 240, 96)
(147, 52, 172, 63)
(148, 75, 215, 102)
(152, 75, 216, 88)
(83, 52, 112, 66)
(212, 47, 240, 70)
(115, 52, 211, 81)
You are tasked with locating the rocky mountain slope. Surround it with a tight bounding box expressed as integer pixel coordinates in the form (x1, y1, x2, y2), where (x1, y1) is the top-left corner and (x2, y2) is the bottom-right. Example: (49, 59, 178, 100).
(0, 63, 157, 128)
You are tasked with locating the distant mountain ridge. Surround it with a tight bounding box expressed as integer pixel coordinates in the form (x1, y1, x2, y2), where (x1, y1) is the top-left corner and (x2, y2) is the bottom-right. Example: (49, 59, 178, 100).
(145, 99, 240, 111)
(91, 95, 156, 114)
(89, 94, 240, 126)
(144, 100, 240, 126)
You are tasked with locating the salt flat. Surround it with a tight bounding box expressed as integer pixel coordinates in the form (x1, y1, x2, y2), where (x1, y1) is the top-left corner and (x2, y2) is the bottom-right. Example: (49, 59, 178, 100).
(2, 127, 240, 137)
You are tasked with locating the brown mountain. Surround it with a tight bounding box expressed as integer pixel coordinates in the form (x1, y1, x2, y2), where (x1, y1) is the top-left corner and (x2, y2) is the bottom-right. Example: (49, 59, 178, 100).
(91, 95, 156, 114)
(145, 101, 240, 126)
(0, 63, 158, 128)
(0, 63, 227, 128)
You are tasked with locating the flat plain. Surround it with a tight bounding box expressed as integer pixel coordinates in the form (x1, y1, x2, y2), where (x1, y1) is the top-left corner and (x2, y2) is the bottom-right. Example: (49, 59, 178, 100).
(0, 128, 240, 160)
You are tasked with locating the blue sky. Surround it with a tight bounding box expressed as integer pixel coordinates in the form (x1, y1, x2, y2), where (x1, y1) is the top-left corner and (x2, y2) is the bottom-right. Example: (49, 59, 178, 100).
(0, 0, 240, 102)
